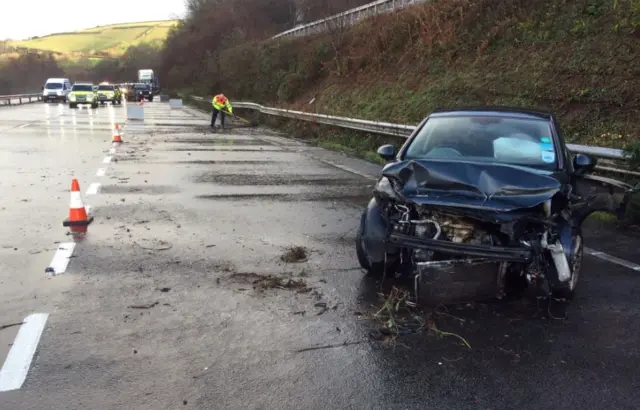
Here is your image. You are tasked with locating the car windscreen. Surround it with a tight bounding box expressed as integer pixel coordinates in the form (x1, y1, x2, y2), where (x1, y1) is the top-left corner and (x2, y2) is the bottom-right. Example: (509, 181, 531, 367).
(45, 83, 63, 89)
(403, 115, 557, 169)
(72, 84, 94, 92)
(134, 84, 149, 89)
(98, 85, 114, 91)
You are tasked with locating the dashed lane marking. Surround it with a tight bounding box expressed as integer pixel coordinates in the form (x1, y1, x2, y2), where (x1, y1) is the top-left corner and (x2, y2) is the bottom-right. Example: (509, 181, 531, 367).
(96, 168, 107, 177)
(86, 183, 101, 196)
(0, 313, 50, 392)
(46, 242, 76, 276)
(17, 124, 30, 129)
(585, 247, 640, 271)
(103, 156, 112, 164)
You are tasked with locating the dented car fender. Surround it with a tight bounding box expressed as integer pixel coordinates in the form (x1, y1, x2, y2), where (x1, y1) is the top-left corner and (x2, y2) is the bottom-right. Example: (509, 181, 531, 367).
(362, 198, 390, 264)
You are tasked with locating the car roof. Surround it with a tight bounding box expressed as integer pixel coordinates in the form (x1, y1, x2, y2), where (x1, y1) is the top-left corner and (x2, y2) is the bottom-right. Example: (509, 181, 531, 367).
(429, 106, 553, 121)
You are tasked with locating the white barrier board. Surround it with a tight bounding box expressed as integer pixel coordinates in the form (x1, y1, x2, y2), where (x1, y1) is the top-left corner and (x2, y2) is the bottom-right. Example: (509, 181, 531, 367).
(127, 105, 144, 120)
(169, 99, 184, 109)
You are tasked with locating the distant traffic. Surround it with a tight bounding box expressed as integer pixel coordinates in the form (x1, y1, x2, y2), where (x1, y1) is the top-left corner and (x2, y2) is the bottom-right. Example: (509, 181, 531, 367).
(40, 68, 160, 108)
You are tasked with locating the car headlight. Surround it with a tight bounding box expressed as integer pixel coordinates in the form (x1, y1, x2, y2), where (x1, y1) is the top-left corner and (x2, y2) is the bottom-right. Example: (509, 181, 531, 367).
(87, 93, 94, 99)
(374, 177, 399, 199)
(69, 94, 76, 101)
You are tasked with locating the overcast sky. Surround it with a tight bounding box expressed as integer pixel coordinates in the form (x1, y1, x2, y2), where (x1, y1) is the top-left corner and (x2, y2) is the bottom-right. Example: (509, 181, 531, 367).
(0, 0, 186, 40)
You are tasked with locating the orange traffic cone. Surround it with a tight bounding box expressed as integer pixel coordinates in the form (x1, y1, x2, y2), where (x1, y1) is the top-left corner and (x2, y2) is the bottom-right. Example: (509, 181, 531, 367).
(62, 179, 94, 234)
(112, 124, 123, 143)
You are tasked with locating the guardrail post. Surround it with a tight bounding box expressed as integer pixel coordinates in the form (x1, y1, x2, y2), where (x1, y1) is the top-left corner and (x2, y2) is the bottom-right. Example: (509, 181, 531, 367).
(19, 97, 22, 104)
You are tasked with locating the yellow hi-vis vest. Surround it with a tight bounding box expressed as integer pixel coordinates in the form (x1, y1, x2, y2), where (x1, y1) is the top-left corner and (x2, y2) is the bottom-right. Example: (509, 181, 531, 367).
(212, 94, 232, 113)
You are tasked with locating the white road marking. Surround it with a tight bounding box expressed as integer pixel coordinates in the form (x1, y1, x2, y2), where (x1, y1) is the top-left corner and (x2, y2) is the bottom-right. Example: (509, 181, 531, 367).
(0, 313, 49, 392)
(86, 183, 101, 196)
(109, 147, 116, 154)
(46, 242, 76, 276)
(103, 156, 112, 164)
(17, 124, 30, 129)
(96, 168, 107, 177)
(585, 247, 640, 271)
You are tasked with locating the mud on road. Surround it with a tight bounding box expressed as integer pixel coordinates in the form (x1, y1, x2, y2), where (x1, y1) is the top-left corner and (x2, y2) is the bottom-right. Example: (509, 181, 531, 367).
(1, 103, 639, 409)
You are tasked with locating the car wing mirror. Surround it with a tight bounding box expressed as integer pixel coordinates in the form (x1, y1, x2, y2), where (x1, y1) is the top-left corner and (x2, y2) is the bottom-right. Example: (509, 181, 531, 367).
(377, 144, 397, 162)
(573, 153, 597, 174)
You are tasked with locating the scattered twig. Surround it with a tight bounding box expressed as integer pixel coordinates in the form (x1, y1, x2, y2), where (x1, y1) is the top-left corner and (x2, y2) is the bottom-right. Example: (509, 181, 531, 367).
(127, 301, 159, 309)
(134, 242, 173, 251)
(431, 328, 472, 349)
(295, 341, 364, 353)
(0, 322, 24, 331)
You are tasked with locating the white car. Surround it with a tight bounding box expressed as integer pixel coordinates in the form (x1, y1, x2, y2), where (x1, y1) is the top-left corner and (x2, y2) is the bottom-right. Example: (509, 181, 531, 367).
(42, 78, 72, 103)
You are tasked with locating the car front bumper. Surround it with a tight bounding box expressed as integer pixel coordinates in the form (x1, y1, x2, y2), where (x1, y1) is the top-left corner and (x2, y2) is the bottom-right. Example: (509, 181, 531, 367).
(70, 98, 96, 105)
(388, 232, 533, 263)
(44, 94, 66, 101)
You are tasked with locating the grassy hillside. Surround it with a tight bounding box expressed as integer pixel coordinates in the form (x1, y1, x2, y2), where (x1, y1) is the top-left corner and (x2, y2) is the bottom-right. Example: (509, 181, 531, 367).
(10, 20, 177, 55)
(196, 0, 638, 149)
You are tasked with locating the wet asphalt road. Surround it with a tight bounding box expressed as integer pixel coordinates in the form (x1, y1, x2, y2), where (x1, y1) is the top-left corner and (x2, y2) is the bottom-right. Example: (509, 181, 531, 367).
(0, 101, 639, 409)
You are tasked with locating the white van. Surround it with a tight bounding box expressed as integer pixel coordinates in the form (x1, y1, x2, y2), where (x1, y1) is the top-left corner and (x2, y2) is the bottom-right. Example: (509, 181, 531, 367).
(42, 78, 72, 103)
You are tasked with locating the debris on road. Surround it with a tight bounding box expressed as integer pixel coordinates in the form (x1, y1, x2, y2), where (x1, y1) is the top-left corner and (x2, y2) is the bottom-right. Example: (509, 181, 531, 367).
(134, 239, 173, 251)
(229, 272, 312, 293)
(280, 246, 308, 263)
(371, 287, 472, 349)
(128, 301, 159, 309)
(0, 322, 24, 331)
(295, 340, 365, 353)
(159, 287, 171, 293)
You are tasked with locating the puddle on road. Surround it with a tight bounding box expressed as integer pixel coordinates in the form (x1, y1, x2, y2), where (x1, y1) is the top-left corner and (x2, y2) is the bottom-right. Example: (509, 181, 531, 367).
(100, 185, 181, 195)
(195, 191, 372, 203)
(171, 160, 284, 165)
(164, 147, 286, 152)
(193, 173, 365, 186)
(163, 138, 271, 146)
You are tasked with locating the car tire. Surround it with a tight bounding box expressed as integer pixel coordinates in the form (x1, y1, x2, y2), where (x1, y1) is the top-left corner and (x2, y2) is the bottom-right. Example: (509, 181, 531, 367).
(91, 103, 98, 109)
(69, 103, 77, 109)
(550, 229, 583, 301)
(355, 210, 395, 278)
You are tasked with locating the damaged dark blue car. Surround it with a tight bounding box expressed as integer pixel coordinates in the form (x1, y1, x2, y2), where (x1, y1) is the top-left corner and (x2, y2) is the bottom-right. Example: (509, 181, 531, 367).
(356, 107, 637, 305)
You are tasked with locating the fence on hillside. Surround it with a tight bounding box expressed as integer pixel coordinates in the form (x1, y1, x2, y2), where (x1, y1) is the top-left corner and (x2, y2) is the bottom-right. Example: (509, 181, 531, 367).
(272, 0, 429, 39)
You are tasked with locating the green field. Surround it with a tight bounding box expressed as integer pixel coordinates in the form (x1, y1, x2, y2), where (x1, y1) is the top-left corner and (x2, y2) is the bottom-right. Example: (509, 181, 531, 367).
(10, 20, 178, 54)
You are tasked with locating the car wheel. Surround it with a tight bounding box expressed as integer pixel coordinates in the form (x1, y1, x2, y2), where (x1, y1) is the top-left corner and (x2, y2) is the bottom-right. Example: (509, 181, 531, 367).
(355, 210, 396, 278)
(91, 103, 98, 109)
(69, 103, 77, 109)
(550, 229, 583, 301)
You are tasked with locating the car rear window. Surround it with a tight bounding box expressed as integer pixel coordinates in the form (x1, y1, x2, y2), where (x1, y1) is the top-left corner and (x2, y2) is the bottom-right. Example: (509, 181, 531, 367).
(98, 85, 114, 91)
(72, 84, 93, 92)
